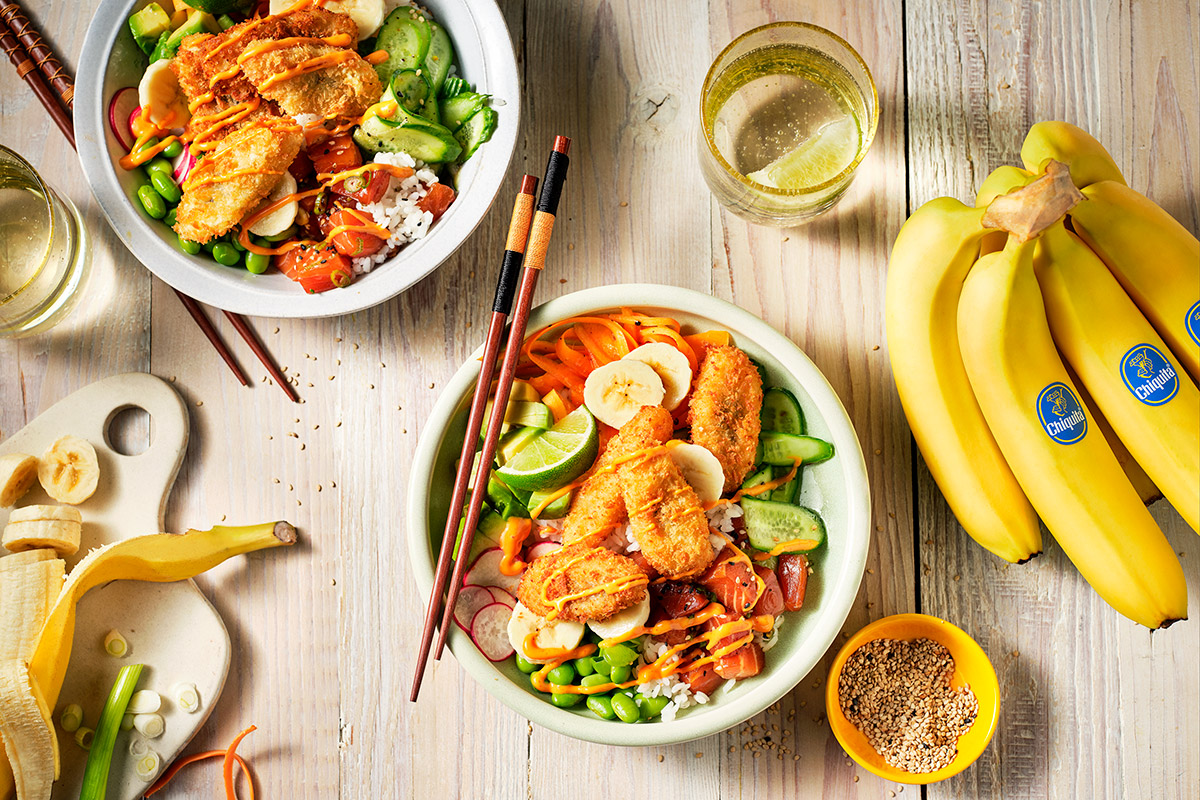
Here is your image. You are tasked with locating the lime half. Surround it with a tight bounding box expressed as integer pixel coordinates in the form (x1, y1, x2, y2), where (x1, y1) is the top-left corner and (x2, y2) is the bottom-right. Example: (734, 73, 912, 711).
(494, 406, 599, 492)
(747, 116, 859, 190)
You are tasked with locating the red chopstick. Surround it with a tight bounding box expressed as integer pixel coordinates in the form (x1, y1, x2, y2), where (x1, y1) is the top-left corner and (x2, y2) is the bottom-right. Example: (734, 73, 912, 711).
(0, 6, 294, 399)
(432, 136, 572, 664)
(409, 173, 540, 702)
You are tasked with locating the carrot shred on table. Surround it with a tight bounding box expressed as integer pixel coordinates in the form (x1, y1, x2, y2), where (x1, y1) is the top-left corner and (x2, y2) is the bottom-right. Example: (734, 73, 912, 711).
(143, 749, 254, 800)
(224, 726, 257, 800)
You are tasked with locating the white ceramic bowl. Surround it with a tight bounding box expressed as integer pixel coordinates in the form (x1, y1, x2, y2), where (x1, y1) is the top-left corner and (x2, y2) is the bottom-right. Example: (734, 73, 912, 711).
(75, 0, 520, 317)
(407, 285, 871, 745)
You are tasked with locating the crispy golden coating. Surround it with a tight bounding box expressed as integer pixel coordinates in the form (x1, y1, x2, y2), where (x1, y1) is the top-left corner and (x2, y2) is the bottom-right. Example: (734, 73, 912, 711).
(688, 345, 763, 492)
(517, 544, 646, 623)
(174, 124, 303, 244)
(621, 441, 714, 580)
(562, 406, 674, 549)
(240, 42, 382, 119)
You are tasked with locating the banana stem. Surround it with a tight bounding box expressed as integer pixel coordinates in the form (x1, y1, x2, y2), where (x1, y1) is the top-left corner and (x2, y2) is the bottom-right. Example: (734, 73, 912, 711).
(982, 159, 1084, 242)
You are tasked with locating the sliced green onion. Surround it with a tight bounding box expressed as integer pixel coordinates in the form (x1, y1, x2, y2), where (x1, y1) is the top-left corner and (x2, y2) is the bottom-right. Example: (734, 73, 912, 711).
(103, 629, 128, 658)
(129, 736, 150, 757)
(79, 663, 143, 800)
(134, 750, 161, 782)
(59, 703, 83, 732)
(74, 726, 95, 750)
(126, 689, 161, 714)
(172, 682, 201, 713)
(120, 714, 135, 732)
(133, 713, 165, 738)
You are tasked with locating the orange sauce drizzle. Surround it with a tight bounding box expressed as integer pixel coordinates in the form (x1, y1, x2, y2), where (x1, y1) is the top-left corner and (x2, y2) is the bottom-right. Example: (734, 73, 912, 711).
(537, 549, 649, 621)
(184, 167, 285, 192)
(364, 49, 389, 65)
(315, 162, 414, 185)
(498, 517, 532, 577)
(528, 440, 684, 519)
(703, 458, 802, 510)
(711, 530, 767, 609)
(749, 538, 821, 560)
(257, 50, 357, 91)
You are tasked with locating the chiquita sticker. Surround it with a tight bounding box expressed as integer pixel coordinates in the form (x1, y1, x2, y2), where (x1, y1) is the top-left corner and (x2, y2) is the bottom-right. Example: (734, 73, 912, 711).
(1121, 344, 1179, 405)
(1187, 300, 1199, 346)
(1036, 382, 1087, 444)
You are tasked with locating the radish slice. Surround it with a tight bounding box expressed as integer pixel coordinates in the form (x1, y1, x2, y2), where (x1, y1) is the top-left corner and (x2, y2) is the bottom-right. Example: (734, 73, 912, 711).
(108, 88, 139, 152)
(453, 586, 497, 633)
(486, 587, 516, 607)
(470, 602, 516, 662)
(172, 147, 196, 183)
(527, 542, 560, 561)
(463, 548, 521, 593)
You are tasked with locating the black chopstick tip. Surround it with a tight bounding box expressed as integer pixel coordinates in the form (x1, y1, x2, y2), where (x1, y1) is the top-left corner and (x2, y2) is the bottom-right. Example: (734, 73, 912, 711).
(553, 135, 571, 156)
(519, 174, 539, 195)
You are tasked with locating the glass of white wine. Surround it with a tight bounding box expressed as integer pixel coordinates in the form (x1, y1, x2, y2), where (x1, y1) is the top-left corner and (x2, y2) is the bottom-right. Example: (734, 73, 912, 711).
(699, 22, 879, 226)
(0, 146, 90, 338)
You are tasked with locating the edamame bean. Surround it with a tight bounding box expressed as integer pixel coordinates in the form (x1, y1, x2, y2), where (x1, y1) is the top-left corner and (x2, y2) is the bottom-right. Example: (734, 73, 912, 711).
(229, 235, 246, 252)
(164, 207, 177, 227)
(546, 664, 575, 686)
(177, 235, 201, 255)
(586, 694, 616, 720)
(601, 643, 637, 667)
(574, 657, 596, 678)
(580, 674, 611, 689)
(161, 139, 184, 159)
(150, 170, 181, 204)
(514, 654, 539, 674)
(133, 136, 159, 155)
(611, 692, 640, 723)
(638, 695, 670, 720)
(609, 664, 632, 684)
(550, 690, 583, 709)
(211, 242, 241, 266)
(591, 658, 612, 677)
(245, 251, 270, 274)
(136, 185, 166, 219)
(145, 157, 173, 178)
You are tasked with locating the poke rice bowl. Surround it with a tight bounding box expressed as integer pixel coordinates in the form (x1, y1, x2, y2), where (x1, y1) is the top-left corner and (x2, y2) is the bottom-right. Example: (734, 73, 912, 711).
(407, 284, 872, 745)
(75, 0, 520, 318)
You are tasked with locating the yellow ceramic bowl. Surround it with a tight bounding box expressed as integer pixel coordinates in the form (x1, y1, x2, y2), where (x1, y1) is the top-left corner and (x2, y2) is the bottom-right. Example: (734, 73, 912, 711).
(824, 613, 1000, 784)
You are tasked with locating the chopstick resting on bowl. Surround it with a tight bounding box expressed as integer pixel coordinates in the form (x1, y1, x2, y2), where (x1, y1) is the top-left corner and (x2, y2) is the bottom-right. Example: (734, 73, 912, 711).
(0, 3, 295, 399)
(431, 136, 572, 664)
(409, 172, 541, 702)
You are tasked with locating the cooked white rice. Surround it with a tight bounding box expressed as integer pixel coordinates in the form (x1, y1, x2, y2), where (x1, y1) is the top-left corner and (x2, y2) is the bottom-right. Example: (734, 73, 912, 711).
(636, 639, 709, 723)
(352, 152, 440, 275)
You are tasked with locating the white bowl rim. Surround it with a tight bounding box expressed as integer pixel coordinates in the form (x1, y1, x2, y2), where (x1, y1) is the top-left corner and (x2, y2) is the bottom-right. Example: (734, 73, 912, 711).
(406, 284, 872, 746)
(74, 0, 520, 318)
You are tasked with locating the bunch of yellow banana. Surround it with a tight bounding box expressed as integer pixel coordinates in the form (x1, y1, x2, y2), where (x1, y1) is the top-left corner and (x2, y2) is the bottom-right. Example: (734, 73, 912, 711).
(886, 120, 1198, 629)
(0, 520, 296, 800)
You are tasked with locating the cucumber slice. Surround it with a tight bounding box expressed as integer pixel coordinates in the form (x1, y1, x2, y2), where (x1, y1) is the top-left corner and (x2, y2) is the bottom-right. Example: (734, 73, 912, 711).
(351, 126, 390, 154)
(441, 92, 488, 133)
(454, 107, 497, 162)
(358, 107, 462, 162)
(759, 432, 834, 466)
(740, 466, 773, 491)
(440, 75, 467, 99)
(768, 466, 801, 503)
(389, 68, 439, 121)
(373, 9, 431, 84)
(761, 387, 805, 435)
(740, 497, 826, 553)
(423, 22, 454, 92)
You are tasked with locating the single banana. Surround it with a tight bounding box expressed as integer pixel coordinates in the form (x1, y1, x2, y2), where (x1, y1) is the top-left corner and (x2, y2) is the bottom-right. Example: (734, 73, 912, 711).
(1034, 223, 1199, 530)
(1067, 180, 1200, 383)
(0, 454, 38, 508)
(976, 166, 1036, 255)
(507, 601, 584, 663)
(668, 443, 725, 504)
(582, 359, 665, 429)
(0, 662, 55, 800)
(137, 58, 191, 128)
(885, 197, 1041, 562)
(37, 435, 99, 505)
(623, 343, 693, 410)
(587, 593, 650, 640)
(957, 237, 1187, 628)
(1020, 121, 1126, 188)
(1070, 367, 1162, 505)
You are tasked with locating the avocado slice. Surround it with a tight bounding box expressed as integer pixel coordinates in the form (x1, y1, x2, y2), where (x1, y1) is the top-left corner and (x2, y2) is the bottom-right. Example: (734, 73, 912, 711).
(150, 9, 218, 63)
(128, 3, 171, 56)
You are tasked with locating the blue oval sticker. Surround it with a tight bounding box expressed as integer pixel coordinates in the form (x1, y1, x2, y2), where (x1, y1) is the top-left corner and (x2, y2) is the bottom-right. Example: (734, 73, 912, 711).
(1187, 300, 1200, 347)
(1120, 344, 1179, 406)
(1036, 383, 1087, 444)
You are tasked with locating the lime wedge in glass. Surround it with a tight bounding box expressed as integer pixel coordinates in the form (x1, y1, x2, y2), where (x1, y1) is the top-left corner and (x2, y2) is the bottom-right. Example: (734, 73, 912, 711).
(747, 116, 860, 190)
(494, 406, 599, 492)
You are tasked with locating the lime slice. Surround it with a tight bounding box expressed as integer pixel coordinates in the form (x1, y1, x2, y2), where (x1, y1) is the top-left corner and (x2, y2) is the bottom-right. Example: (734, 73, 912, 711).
(494, 406, 599, 492)
(747, 116, 859, 190)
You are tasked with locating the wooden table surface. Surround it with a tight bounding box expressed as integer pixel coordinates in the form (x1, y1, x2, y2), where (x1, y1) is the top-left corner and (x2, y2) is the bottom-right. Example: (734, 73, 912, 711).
(2, 1, 1197, 798)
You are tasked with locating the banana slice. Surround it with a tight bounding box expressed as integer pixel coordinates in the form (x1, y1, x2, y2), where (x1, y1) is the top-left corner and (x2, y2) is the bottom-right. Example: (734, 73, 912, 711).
(8, 505, 83, 525)
(586, 594, 650, 640)
(0, 453, 38, 507)
(270, 0, 384, 39)
(246, 171, 298, 237)
(623, 343, 693, 411)
(582, 360, 665, 429)
(38, 435, 100, 505)
(669, 443, 726, 504)
(506, 601, 584, 664)
(3, 519, 82, 557)
(137, 58, 190, 129)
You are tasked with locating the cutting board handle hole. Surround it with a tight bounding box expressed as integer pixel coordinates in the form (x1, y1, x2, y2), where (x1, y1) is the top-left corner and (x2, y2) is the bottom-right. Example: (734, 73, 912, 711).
(105, 405, 152, 456)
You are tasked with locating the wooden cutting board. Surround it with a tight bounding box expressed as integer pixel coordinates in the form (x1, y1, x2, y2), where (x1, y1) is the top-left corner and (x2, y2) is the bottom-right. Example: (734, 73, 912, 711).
(0, 373, 230, 800)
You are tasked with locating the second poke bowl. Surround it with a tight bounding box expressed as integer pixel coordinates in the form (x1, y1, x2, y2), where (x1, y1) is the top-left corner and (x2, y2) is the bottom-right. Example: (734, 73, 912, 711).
(407, 284, 871, 745)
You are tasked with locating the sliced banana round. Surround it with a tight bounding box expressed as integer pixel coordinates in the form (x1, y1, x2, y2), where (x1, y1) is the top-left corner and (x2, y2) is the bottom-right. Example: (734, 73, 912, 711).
(2, 519, 82, 556)
(271, 0, 384, 39)
(8, 505, 83, 524)
(669, 443, 726, 504)
(582, 359, 665, 429)
(138, 58, 190, 129)
(38, 435, 99, 505)
(0, 453, 39, 508)
(623, 343, 693, 411)
(586, 593, 650, 640)
(506, 601, 584, 664)
(247, 171, 299, 237)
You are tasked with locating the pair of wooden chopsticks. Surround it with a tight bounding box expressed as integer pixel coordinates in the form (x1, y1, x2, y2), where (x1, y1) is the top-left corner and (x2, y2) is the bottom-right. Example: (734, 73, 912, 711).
(410, 136, 572, 702)
(0, 1, 295, 401)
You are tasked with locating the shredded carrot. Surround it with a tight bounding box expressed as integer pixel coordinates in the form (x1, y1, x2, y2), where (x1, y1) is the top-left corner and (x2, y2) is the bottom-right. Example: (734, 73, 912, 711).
(528, 374, 565, 395)
(224, 726, 256, 800)
(683, 330, 731, 353)
(527, 351, 586, 393)
(144, 749, 254, 799)
(642, 327, 698, 373)
(554, 336, 593, 376)
(609, 310, 682, 331)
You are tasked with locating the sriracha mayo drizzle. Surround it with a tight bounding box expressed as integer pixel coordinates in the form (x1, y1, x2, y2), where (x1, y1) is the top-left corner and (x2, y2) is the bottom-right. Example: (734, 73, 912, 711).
(528, 440, 685, 520)
(537, 549, 649, 621)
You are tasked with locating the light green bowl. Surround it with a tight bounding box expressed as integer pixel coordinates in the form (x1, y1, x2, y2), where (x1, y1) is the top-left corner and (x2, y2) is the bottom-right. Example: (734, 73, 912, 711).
(406, 284, 871, 745)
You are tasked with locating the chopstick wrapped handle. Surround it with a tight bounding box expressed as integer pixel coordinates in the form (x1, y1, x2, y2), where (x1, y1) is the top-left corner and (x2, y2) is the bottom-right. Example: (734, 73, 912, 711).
(493, 177, 537, 313)
(0, 1, 73, 108)
(523, 140, 571, 271)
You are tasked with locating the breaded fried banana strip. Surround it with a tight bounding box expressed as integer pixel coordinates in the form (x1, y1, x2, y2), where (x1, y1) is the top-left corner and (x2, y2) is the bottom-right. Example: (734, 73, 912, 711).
(689, 345, 763, 492)
(517, 544, 646, 623)
(621, 441, 714, 580)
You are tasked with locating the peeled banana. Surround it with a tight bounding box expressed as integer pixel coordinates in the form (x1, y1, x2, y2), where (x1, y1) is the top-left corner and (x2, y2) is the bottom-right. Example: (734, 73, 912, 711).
(0, 662, 56, 800)
(0, 455, 38, 508)
(1068, 180, 1200, 382)
(957, 237, 1187, 628)
(623, 343, 693, 411)
(3, 506, 83, 557)
(1020, 121, 1126, 188)
(37, 436, 99, 505)
(885, 197, 1041, 562)
(1034, 223, 1200, 531)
